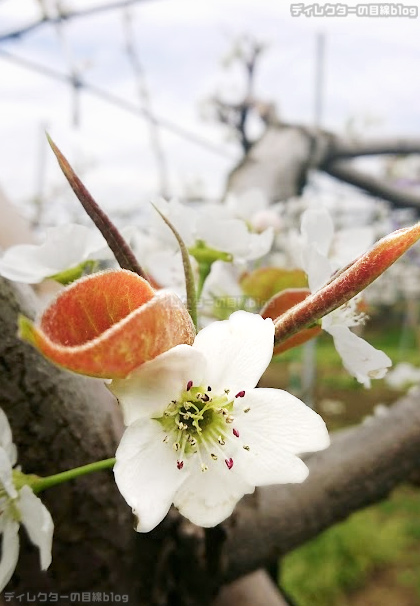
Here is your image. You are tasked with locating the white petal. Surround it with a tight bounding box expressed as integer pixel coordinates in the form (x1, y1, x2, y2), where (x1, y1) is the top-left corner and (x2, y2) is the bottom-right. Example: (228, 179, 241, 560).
(151, 198, 196, 248)
(114, 419, 186, 532)
(109, 345, 207, 426)
(233, 388, 330, 486)
(19, 486, 54, 570)
(332, 226, 374, 267)
(0, 449, 17, 499)
(326, 325, 392, 387)
(199, 218, 273, 262)
(225, 189, 268, 221)
(302, 244, 333, 292)
(0, 517, 19, 591)
(0, 409, 17, 466)
(0, 224, 107, 284)
(246, 228, 274, 260)
(145, 250, 187, 294)
(192, 311, 274, 393)
(173, 461, 253, 527)
(301, 208, 334, 257)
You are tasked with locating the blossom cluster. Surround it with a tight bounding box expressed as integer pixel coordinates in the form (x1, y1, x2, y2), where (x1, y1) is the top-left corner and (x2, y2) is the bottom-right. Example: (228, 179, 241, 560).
(1, 175, 419, 588)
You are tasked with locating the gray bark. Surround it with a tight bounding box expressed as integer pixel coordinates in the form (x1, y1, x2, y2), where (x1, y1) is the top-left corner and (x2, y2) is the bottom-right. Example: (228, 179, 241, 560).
(0, 276, 139, 602)
(225, 124, 420, 209)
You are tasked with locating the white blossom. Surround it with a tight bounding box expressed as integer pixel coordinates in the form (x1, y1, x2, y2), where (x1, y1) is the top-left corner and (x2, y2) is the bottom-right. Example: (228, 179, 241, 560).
(300, 207, 392, 387)
(110, 311, 329, 531)
(0, 409, 53, 590)
(0, 224, 110, 284)
(385, 362, 420, 390)
(152, 198, 274, 263)
(225, 189, 283, 233)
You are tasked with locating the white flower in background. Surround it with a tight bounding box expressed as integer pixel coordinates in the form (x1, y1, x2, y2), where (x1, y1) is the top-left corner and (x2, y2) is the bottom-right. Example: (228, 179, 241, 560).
(0, 224, 110, 284)
(199, 261, 256, 326)
(130, 230, 197, 298)
(225, 189, 283, 234)
(300, 207, 392, 387)
(385, 362, 420, 390)
(110, 311, 329, 531)
(0, 408, 53, 590)
(152, 198, 274, 263)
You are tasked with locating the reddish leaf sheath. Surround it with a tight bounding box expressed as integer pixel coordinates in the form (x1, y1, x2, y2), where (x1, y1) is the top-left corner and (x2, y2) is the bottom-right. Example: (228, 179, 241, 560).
(19, 269, 196, 379)
(274, 222, 420, 347)
(261, 288, 322, 354)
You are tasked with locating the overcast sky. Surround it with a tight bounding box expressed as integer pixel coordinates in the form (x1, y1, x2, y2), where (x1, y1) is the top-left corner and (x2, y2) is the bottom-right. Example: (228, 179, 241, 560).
(0, 0, 419, 224)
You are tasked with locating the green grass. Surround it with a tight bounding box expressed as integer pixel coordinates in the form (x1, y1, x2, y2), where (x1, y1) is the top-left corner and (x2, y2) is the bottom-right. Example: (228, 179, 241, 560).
(280, 488, 420, 606)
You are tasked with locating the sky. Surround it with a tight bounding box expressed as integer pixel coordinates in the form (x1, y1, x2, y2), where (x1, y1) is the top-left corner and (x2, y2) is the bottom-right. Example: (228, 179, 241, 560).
(0, 0, 419, 225)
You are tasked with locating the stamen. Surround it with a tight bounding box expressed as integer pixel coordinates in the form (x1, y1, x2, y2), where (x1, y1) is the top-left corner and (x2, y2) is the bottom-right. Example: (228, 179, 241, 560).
(244, 407, 251, 413)
(225, 458, 234, 470)
(201, 393, 210, 402)
(195, 444, 208, 473)
(163, 435, 169, 443)
(186, 380, 193, 391)
(243, 445, 250, 451)
(204, 431, 232, 461)
(173, 442, 180, 452)
(211, 453, 218, 460)
(225, 415, 234, 424)
(177, 461, 184, 470)
(235, 390, 245, 398)
(233, 428, 240, 438)
(207, 386, 212, 391)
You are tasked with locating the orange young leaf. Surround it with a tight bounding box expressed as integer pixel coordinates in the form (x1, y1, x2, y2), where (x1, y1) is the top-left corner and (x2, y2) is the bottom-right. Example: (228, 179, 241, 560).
(19, 269, 196, 379)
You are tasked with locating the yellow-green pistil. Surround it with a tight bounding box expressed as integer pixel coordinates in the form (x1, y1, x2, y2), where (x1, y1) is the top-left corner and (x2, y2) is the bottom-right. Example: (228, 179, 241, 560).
(155, 381, 250, 472)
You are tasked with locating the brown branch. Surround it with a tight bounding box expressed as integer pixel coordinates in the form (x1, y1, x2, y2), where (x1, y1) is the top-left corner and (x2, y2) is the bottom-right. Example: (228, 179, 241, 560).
(322, 160, 420, 210)
(221, 388, 420, 582)
(324, 137, 420, 161)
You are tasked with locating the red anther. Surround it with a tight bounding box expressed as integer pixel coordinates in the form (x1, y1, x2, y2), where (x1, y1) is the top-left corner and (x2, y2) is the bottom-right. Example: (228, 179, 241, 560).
(225, 458, 234, 470)
(235, 390, 245, 398)
(186, 380, 193, 391)
(177, 461, 184, 470)
(233, 428, 240, 438)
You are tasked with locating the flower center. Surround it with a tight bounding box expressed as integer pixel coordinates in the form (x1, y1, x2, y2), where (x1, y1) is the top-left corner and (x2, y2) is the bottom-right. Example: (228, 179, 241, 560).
(155, 382, 249, 472)
(334, 295, 367, 328)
